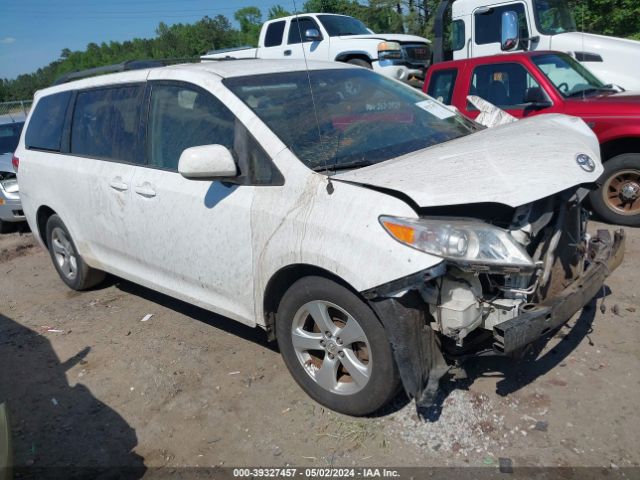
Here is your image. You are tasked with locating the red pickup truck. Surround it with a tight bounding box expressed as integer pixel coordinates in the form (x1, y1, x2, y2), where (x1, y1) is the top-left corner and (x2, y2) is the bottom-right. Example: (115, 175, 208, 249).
(423, 51, 640, 226)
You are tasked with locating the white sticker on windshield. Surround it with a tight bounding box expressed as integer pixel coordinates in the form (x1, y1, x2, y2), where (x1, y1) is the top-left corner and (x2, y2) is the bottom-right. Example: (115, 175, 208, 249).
(416, 100, 456, 119)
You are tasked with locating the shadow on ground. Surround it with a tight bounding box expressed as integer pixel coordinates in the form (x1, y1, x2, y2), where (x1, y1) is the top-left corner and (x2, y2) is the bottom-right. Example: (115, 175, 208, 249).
(0, 313, 145, 479)
(115, 279, 278, 353)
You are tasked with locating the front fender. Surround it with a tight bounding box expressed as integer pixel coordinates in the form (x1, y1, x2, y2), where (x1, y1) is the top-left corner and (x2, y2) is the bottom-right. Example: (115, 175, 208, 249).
(249, 158, 443, 322)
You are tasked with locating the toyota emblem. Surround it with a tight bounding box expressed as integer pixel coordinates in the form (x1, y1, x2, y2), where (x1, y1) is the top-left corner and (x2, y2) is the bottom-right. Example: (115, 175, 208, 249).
(576, 154, 596, 172)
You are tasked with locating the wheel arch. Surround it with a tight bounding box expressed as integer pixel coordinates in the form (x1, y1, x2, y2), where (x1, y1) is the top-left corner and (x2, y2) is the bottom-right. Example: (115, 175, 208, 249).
(335, 51, 373, 64)
(600, 136, 640, 162)
(36, 205, 57, 247)
(262, 263, 361, 340)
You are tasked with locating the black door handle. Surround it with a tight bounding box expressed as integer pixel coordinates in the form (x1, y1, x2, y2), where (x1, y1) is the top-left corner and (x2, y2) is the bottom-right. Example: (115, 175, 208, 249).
(284, 49, 292, 56)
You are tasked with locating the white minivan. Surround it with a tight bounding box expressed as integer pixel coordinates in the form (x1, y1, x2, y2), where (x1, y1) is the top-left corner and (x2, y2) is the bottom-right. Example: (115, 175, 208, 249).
(15, 59, 624, 415)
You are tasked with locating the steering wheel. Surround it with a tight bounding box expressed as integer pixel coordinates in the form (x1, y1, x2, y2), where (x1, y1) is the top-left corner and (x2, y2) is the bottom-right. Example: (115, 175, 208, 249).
(557, 82, 569, 93)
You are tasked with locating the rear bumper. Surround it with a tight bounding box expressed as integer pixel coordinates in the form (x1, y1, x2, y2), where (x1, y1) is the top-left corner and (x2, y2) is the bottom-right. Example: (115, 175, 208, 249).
(493, 229, 625, 354)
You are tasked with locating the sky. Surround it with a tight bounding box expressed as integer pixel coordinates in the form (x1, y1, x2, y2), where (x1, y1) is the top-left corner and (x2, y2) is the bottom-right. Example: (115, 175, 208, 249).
(0, 0, 295, 80)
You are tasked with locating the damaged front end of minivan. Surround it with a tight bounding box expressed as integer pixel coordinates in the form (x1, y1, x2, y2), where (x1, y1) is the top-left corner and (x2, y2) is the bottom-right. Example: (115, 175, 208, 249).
(363, 187, 625, 408)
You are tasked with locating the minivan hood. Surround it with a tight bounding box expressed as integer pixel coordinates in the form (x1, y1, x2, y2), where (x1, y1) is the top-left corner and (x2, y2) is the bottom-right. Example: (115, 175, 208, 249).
(333, 114, 602, 209)
(339, 33, 430, 44)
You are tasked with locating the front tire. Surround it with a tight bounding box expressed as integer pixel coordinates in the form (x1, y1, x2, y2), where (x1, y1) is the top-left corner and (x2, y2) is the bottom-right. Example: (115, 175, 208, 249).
(276, 276, 399, 416)
(45, 214, 105, 290)
(589, 153, 640, 226)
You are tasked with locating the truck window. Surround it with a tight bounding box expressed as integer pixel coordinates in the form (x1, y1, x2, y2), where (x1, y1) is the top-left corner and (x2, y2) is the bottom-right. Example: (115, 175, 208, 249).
(264, 21, 286, 47)
(71, 85, 144, 163)
(450, 20, 466, 51)
(25, 91, 72, 152)
(534, 0, 576, 35)
(317, 15, 370, 36)
(427, 69, 458, 105)
(468, 63, 542, 109)
(532, 53, 604, 97)
(288, 17, 321, 44)
(474, 4, 528, 47)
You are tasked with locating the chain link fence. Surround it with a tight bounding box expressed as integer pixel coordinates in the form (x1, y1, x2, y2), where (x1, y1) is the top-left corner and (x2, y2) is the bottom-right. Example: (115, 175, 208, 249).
(0, 100, 32, 122)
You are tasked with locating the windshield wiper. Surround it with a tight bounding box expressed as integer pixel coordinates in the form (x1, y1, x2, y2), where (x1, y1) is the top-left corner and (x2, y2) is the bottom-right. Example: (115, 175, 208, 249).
(331, 160, 375, 172)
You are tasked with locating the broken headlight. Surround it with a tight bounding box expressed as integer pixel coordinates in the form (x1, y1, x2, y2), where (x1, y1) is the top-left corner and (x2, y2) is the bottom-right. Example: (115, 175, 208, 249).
(380, 216, 534, 268)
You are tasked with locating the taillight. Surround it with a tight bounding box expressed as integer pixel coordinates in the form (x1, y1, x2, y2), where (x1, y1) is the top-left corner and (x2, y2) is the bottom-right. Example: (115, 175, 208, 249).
(11, 155, 19, 172)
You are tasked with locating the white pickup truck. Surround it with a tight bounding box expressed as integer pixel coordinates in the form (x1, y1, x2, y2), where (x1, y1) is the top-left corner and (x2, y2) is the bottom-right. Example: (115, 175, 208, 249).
(202, 13, 432, 85)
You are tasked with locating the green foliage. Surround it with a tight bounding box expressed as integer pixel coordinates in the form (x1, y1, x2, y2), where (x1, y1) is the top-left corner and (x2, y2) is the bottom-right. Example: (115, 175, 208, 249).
(234, 7, 263, 46)
(1, 1, 638, 102)
(568, 0, 640, 39)
(268, 5, 292, 20)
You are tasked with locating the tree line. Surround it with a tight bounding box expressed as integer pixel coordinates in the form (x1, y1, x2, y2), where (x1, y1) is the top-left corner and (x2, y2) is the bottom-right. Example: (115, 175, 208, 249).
(1, 0, 638, 101)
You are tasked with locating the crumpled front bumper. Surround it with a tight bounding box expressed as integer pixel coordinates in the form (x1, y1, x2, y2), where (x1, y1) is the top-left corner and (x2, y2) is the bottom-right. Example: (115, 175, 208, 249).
(493, 229, 625, 355)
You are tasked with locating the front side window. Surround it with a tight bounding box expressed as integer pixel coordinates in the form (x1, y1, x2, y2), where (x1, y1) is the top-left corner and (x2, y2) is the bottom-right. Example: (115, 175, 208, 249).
(25, 92, 71, 152)
(264, 21, 286, 47)
(0, 122, 24, 154)
(225, 69, 477, 173)
(147, 83, 281, 184)
(475, 3, 528, 46)
(427, 69, 458, 105)
(532, 53, 606, 97)
(469, 63, 542, 109)
(71, 85, 143, 162)
(534, 0, 576, 35)
(317, 15, 370, 36)
(288, 17, 321, 44)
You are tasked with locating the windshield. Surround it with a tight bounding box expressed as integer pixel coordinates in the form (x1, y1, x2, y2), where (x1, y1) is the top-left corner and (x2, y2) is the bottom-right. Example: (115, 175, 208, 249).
(0, 122, 24, 154)
(532, 53, 608, 97)
(317, 15, 371, 36)
(224, 69, 477, 173)
(534, 0, 577, 35)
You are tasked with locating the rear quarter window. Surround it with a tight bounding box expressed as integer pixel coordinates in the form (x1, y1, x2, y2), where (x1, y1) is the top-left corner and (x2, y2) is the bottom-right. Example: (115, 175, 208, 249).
(265, 21, 286, 47)
(25, 91, 72, 152)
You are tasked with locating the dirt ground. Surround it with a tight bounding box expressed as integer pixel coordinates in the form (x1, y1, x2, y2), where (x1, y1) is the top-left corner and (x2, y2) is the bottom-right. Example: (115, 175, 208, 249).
(0, 222, 638, 477)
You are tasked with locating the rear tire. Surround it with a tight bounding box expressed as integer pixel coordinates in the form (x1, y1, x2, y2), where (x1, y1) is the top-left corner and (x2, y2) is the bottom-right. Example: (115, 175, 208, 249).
(45, 214, 105, 290)
(346, 58, 372, 69)
(589, 154, 640, 226)
(276, 276, 399, 416)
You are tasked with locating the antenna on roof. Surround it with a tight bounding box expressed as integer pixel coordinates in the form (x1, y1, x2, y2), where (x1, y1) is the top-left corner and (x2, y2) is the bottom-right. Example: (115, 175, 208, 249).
(291, 0, 334, 193)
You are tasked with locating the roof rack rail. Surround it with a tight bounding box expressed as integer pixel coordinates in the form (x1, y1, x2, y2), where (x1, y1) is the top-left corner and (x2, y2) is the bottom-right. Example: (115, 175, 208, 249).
(52, 58, 199, 86)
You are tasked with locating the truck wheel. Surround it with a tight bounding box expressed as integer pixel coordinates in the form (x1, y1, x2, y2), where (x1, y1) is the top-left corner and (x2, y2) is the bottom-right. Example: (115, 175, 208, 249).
(589, 154, 640, 226)
(347, 58, 372, 69)
(45, 214, 105, 290)
(276, 276, 399, 416)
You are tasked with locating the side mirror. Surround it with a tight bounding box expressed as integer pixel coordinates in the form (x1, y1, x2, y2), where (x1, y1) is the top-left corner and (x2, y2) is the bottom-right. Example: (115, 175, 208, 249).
(524, 87, 552, 109)
(305, 28, 322, 42)
(178, 144, 237, 180)
(501, 11, 519, 51)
